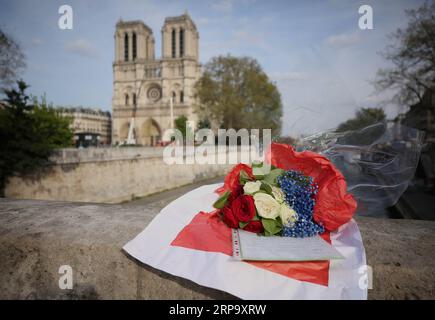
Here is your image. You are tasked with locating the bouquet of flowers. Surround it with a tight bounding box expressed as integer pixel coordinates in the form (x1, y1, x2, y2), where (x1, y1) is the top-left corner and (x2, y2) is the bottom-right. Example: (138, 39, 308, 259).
(213, 143, 357, 237)
(124, 124, 421, 299)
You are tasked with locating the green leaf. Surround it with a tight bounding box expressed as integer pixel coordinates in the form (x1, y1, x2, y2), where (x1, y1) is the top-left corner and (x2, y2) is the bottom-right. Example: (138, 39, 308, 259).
(253, 189, 267, 195)
(252, 167, 265, 179)
(264, 230, 273, 237)
(239, 169, 252, 185)
(260, 182, 273, 194)
(252, 161, 263, 168)
(213, 191, 230, 209)
(252, 162, 282, 181)
(263, 168, 285, 186)
(239, 221, 249, 229)
(251, 161, 265, 179)
(261, 218, 283, 236)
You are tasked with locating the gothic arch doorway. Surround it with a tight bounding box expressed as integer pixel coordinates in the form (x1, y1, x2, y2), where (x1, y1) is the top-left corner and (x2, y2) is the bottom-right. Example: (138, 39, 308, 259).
(140, 118, 161, 146)
(119, 122, 130, 143)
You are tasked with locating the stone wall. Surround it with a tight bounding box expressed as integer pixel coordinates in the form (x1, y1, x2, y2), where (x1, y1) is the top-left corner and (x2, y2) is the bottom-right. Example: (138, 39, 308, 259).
(0, 196, 434, 300)
(4, 147, 248, 203)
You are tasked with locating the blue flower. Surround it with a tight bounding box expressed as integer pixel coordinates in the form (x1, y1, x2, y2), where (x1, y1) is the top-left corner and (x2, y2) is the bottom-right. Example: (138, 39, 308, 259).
(277, 170, 324, 237)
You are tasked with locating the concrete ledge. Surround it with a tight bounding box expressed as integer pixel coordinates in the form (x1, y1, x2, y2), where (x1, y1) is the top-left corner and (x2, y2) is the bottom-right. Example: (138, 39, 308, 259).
(0, 197, 434, 299)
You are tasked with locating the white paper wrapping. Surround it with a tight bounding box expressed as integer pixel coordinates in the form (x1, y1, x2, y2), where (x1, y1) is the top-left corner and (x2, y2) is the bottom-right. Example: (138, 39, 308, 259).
(123, 183, 368, 300)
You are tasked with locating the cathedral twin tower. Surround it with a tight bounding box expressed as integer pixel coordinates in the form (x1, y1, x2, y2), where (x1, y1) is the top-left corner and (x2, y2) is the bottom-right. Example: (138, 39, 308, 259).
(112, 12, 200, 146)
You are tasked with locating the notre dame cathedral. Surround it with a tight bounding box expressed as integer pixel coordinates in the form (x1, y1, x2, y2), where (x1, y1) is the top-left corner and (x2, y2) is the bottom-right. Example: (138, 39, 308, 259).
(112, 12, 200, 145)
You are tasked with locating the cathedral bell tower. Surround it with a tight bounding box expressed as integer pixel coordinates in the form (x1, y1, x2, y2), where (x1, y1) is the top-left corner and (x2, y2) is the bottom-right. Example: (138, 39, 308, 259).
(112, 14, 201, 146)
(161, 12, 199, 60)
(114, 19, 155, 63)
(159, 12, 200, 126)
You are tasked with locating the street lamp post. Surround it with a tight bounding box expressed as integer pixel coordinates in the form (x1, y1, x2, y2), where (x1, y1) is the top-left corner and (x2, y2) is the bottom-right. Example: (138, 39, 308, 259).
(170, 96, 174, 129)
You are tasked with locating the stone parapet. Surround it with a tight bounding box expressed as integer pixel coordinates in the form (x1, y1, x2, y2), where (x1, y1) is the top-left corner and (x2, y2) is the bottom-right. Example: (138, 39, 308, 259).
(4, 147, 251, 203)
(0, 197, 434, 299)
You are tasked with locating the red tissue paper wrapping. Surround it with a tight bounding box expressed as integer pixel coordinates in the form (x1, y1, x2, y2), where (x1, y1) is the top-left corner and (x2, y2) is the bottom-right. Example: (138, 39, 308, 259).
(171, 143, 357, 286)
(217, 142, 357, 232)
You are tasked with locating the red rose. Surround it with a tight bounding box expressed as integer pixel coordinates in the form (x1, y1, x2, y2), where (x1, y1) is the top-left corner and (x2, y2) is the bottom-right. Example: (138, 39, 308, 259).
(222, 206, 238, 229)
(215, 164, 254, 195)
(231, 195, 255, 222)
(228, 184, 243, 203)
(243, 220, 264, 234)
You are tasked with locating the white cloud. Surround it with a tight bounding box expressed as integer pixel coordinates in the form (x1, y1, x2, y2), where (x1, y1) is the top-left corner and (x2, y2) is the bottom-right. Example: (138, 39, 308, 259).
(259, 15, 274, 24)
(324, 33, 360, 47)
(211, 0, 257, 12)
(196, 17, 210, 25)
(271, 72, 309, 82)
(29, 63, 44, 72)
(64, 39, 99, 58)
(232, 29, 265, 46)
(212, 0, 233, 13)
(31, 37, 43, 46)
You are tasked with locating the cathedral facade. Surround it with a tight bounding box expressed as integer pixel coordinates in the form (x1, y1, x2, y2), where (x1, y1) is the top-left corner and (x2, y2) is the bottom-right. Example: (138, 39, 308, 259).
(112, 13, 200, 145)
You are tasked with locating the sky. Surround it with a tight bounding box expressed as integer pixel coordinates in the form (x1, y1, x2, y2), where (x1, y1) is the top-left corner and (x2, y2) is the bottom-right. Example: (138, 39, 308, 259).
(0, 0, 426, 136)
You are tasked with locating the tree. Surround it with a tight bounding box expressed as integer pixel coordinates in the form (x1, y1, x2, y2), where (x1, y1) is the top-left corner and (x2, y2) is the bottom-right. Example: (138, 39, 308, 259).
(32, 96, 74, 149)
(197, 118, 211, 130)
(336, 108, 386, 132)
(175, 115, 191, 139)
(195, 55, 282, 135)
(374, 1, 435, 106)
(0, 28, 25, 90)
(0, 81, 73, 194)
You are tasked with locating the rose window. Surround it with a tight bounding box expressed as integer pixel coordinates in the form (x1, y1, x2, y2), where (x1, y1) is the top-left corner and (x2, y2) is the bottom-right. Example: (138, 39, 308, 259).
(147, 86, 162, 102)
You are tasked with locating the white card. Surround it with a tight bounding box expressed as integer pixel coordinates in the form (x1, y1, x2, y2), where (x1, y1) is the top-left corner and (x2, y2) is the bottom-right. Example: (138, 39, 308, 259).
(232, 229, 344, 261)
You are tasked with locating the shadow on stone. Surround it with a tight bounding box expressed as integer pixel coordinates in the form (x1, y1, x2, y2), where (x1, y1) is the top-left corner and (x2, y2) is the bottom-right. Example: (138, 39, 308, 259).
(122, 250, 238, 300)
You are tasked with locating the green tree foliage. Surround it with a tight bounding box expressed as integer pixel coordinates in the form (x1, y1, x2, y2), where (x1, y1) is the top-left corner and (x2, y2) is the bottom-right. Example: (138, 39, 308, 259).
(0, 81, 73, 193)
(195, 55, 282, 135)
(336, 108, 386, 132)
(197, 118, 211, 130)
(175, 115, 190, 138)
(32, 98, 73, 149)
(374, 1, 435, 106)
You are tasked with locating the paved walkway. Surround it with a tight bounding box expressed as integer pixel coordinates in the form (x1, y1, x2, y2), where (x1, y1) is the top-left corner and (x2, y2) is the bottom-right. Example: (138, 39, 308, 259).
(127, 176, 224, 207)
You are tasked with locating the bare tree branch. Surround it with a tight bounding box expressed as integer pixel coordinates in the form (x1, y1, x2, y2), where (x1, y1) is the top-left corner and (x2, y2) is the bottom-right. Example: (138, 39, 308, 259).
(0, 28, 26, 90)
(374, 1, 435, 106)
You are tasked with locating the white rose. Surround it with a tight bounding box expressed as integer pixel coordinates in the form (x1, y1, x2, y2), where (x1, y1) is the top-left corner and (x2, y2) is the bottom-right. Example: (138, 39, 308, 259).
(253, 193, 281, 219)
(271, 186, 285, 204)
(243, 181, 262, 195)
(280, 204, 298, 226)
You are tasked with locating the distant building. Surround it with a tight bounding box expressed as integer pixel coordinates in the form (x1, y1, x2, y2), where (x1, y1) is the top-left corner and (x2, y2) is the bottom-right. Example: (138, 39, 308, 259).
(112, 12, 201, 146)
(57, 106, 112, 146)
